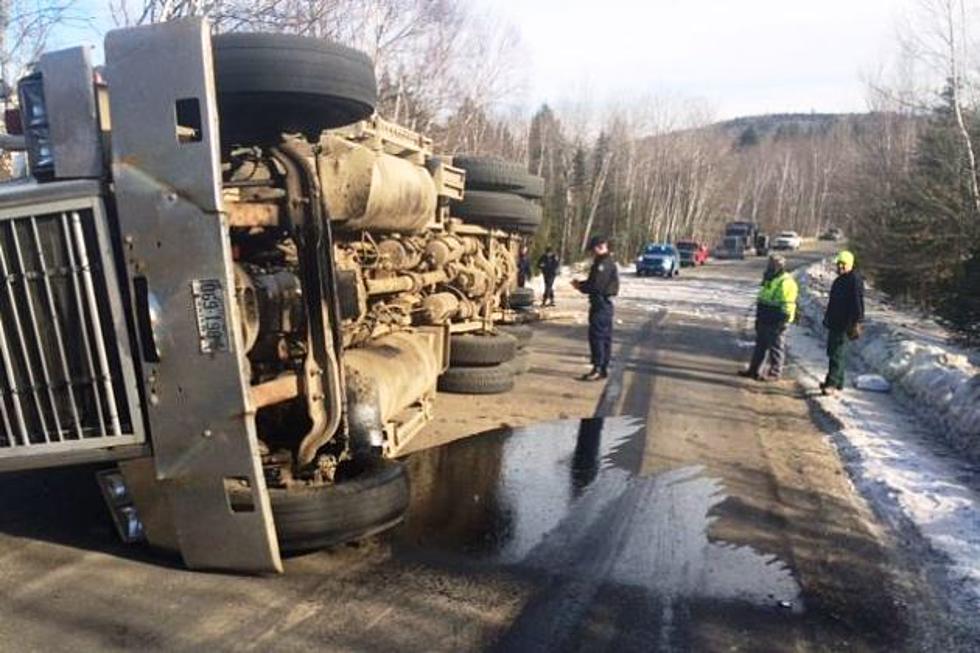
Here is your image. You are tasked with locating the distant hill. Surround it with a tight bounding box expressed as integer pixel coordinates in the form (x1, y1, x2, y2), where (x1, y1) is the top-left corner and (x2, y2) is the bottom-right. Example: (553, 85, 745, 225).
(715, 112, 876, 145)
(639, 112, 881, 149)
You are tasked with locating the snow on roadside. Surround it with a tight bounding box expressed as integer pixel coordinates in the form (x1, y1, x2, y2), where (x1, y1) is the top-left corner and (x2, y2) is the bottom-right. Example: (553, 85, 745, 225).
(791, 260, 980, 614)
(796, 261, 980, 463)
(788, 327, 980, 612)
(524, 262, 757, 327)
(615, 262, 756, 326)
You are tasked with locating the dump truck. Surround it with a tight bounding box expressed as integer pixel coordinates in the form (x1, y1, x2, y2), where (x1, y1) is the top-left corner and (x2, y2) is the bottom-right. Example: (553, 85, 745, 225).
(0, 18, 543, 572)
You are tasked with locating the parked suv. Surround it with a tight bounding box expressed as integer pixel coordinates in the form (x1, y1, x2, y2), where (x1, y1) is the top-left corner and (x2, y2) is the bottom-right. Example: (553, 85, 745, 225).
(636, 243, 680, 277)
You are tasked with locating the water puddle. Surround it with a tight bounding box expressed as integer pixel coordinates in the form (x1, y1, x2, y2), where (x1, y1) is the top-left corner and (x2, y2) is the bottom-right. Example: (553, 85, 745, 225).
(396, 417, 801, 611)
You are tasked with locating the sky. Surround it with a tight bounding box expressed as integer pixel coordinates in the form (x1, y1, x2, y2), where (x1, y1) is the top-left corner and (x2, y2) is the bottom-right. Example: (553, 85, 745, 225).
(47, 0, 906, 122)
(482, 0, 903, 120)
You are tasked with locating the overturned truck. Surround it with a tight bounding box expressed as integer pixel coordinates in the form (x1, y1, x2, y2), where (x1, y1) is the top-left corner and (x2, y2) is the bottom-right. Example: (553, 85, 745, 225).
(0, 19, 543, 572)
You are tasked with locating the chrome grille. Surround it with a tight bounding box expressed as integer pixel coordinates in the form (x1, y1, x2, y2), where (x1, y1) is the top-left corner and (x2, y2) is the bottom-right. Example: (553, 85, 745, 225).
(0, 199, 143, 458)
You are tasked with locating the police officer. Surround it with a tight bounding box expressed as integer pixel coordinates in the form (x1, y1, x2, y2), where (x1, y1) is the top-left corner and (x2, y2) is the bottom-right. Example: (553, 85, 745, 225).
(517, 245, 532, 288)
(820, 250, 864, 396)
(739, 253, 798, 381)
(572, 236, 619, 381)
(537, 246, 560, 306)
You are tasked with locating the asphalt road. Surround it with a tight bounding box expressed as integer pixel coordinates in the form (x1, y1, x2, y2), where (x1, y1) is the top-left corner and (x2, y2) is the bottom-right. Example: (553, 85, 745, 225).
(0, 244, 969, 652)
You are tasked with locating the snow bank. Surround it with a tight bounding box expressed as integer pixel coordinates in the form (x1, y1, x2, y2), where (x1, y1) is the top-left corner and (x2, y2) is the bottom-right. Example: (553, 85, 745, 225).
(796, 261, 980, 463)
(789, 328, 980, 615)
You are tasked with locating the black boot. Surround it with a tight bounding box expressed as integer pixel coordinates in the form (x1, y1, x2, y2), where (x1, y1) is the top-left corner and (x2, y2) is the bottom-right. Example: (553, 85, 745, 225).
(580, 368, 602, 381)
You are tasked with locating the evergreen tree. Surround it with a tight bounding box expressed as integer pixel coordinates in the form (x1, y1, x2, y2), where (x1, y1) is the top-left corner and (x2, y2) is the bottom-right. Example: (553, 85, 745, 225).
(737, 125, 759, 149)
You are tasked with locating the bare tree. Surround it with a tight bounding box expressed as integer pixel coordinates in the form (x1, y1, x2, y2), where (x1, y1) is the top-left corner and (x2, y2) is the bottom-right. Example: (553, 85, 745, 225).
(0, 0, 86, 88)
(897, 0, 980, 212)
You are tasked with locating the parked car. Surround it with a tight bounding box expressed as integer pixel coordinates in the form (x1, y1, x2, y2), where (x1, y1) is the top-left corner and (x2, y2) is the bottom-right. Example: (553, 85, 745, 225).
(636, 243, 680, 277)
(676, 240, 709, 266)
(773, 231, 802, 250)
(820, 227, 845, 241)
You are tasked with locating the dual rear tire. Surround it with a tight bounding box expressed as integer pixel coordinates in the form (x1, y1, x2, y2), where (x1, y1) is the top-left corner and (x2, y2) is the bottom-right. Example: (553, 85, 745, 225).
(451, 156, 545, 235)
(439, 332, 517, 394)
(438, 326, 534, 394)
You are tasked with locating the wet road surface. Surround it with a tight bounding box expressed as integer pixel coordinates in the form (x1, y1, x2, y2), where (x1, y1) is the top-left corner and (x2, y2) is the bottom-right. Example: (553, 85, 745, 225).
(0, 245, 968, 651)
(398, 417, 806, 651)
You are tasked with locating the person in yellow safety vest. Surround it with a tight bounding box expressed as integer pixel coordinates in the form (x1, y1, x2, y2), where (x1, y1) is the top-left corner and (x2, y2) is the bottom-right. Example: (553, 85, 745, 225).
(739, 253, 799, 381)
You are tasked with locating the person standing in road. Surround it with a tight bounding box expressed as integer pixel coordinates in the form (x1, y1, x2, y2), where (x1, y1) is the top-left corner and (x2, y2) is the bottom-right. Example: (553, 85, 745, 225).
(572, 236, 619, 381)
(537, 246, 560, 306)
(739, 253, 798, 381)
(820, 250, 865, 396)
(517, 245, 531, 288)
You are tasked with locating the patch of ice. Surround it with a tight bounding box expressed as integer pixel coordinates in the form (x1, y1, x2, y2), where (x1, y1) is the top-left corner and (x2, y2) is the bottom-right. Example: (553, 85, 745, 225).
(854, 374, 891, 393)
(615, 269, 756, 325)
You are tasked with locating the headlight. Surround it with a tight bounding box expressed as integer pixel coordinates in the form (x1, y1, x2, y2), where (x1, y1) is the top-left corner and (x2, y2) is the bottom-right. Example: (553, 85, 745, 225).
(661, 259, 671, 267)
(635, 256, 643, 264)
(18, 73, 55, 180)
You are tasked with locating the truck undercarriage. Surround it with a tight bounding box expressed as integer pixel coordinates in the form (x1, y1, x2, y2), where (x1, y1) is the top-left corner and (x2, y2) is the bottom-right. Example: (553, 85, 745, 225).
(0, 18, 542, 572)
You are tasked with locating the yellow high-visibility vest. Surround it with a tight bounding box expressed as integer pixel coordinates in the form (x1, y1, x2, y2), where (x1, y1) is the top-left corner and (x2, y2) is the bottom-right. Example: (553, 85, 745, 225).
(758, 272, 799, 323)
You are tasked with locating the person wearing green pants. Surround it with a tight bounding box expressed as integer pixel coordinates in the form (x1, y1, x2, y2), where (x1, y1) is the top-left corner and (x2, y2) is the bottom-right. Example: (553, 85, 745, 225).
(820, 250, 864, 396)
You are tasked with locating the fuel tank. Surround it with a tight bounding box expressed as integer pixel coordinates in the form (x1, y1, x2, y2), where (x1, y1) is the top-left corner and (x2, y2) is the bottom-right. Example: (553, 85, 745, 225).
(318, 135, 437, 233)
(343, 330, 443, 453)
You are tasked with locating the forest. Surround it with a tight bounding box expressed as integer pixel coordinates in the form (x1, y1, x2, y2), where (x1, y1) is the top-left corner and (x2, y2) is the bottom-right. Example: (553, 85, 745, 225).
(0, 0, 977, 342)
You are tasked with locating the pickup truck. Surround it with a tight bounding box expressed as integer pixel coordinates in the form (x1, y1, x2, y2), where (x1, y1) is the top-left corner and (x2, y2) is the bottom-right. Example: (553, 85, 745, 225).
(676, 240, 709, 266)
(773, 231, 803, 250)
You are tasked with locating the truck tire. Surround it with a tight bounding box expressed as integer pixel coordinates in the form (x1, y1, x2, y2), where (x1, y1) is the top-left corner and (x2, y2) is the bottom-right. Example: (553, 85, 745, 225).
(452, 191, 542, 226)
(234, 462, 409, 554)
(449, 332, 517, 366)
(453, 156, 546, 199)
(213, 33, 377, 143)
(507, 287, 535, 308)
(511, 174, 545, 200)
(438, 364, 515, 394)
(506, 349, 532, 375)
(497, 324, 533, 348)
(454, 155, 529, 191)
(500, 220, 542, 235)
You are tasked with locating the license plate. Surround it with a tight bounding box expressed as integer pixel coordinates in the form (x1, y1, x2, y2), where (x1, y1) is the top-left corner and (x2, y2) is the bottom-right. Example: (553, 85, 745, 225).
(191, 278, 230, 354)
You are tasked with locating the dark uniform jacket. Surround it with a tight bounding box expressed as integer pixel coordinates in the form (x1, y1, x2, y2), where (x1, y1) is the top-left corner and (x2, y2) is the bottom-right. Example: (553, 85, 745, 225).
(578, 253, 619, 306)
(824, 271, 865, 331)
(538, 253, 560, 278)
(517, 254, 531, 284)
